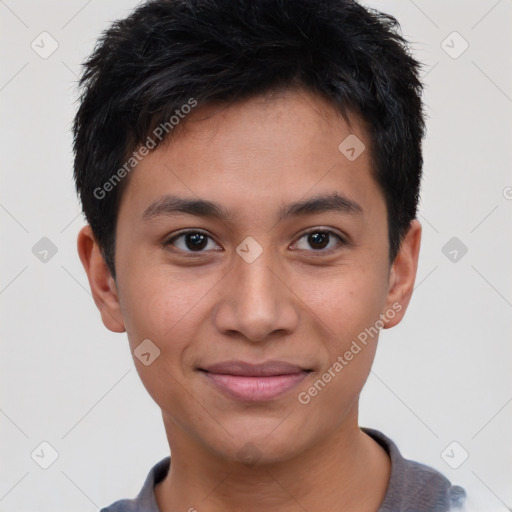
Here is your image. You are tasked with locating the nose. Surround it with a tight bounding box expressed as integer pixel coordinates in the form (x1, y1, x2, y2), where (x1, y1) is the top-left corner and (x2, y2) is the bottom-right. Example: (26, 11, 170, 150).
(213, 247, 299, 343)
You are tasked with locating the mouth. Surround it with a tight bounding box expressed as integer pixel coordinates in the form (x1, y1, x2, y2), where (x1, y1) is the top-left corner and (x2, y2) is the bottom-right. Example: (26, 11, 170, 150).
(198, 360, 313, 402)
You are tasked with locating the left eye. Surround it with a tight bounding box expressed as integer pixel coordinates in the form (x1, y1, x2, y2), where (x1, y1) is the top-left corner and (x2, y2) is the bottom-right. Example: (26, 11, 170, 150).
(292, 230, 345, 252)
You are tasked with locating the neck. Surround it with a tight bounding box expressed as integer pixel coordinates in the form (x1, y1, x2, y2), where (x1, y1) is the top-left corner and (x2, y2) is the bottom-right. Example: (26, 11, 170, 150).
(155, 411, 391, 512)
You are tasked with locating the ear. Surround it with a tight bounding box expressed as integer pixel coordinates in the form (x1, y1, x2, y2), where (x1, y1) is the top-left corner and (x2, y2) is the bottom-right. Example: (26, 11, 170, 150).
(77, 225, 125, 333)
(382, 219, 422, 329)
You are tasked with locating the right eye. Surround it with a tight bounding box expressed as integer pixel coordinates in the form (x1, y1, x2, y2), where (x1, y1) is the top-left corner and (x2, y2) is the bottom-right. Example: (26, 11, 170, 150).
(164, 230, 223, 254)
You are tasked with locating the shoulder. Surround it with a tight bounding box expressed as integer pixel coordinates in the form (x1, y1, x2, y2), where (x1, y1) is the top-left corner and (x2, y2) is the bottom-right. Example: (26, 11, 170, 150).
(362, 428, 467, 512)
(100, 457, 170, 512)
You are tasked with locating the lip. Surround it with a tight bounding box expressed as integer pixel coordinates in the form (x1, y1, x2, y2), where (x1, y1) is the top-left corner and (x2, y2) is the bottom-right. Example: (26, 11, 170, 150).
(199, 360, 312, 402)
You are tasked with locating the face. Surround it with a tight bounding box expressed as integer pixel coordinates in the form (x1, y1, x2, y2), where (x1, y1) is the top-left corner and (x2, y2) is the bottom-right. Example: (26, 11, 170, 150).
(79, 88, 420, 465)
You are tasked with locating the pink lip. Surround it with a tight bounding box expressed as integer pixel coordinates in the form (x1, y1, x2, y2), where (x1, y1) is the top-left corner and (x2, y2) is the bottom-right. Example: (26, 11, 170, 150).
(199, 360, 311, 402)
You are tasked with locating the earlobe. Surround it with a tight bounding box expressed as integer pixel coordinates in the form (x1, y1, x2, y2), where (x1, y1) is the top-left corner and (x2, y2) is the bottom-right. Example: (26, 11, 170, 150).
(77, 225, 126, 333)
(382, 220, 422, 329)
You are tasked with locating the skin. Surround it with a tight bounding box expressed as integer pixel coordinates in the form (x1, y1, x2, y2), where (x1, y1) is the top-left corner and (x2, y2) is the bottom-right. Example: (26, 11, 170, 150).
(78, 88, 421, 512)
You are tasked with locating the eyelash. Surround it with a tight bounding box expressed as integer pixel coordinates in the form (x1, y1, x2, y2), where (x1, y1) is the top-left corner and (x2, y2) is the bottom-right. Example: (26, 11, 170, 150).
(164, 228, 348, 256)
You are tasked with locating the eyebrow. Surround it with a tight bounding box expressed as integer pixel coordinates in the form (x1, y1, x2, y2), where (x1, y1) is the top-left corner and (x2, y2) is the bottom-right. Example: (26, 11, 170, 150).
(141, 192, 363, 222)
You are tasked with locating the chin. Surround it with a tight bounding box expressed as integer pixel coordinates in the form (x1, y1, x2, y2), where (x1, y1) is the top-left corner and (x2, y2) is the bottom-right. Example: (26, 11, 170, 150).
(205, 420, 310, 466)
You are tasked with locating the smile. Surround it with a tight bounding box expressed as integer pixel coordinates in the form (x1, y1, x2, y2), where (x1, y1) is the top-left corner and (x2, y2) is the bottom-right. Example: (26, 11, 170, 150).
(198, 360, 312, 402)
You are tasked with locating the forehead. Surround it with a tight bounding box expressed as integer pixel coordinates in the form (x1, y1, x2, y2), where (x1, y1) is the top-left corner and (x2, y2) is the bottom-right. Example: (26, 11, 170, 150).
(117, 88, 383, 225)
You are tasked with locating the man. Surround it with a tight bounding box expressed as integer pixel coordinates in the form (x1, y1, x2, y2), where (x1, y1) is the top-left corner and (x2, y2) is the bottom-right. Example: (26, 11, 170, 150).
(74, 0, 468, 509)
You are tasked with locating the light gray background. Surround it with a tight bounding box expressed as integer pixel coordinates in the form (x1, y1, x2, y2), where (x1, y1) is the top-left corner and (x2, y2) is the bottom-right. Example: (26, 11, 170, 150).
(1, 1, 511, 511)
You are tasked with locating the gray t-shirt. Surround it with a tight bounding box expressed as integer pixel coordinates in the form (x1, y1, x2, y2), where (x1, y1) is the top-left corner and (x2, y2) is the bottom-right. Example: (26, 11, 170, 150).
(100, 428, 467, 511)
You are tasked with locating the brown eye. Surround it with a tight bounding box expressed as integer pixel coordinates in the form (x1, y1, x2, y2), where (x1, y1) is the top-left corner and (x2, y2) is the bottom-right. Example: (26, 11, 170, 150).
(307, 231, 329, 250)
(165, 231, 220, 253)
(293, 229, 345, 252)
(183, 232, 208, 251)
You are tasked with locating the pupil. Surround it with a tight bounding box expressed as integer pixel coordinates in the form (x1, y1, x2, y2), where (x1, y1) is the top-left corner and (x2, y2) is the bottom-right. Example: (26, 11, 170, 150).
(186, 233, 207, 250)
(309, 232, 328, 250)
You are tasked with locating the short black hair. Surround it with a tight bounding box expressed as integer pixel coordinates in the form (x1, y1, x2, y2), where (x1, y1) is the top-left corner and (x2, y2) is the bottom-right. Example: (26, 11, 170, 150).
(73, 0, 425, 278)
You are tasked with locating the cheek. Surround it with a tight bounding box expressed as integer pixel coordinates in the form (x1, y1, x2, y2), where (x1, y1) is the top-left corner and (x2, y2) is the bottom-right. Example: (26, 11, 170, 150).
(116, 267, 209, 411)
(294, 272, 385, 424)
(117, 263, 207, 352)
(299, 266, 388, 345)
